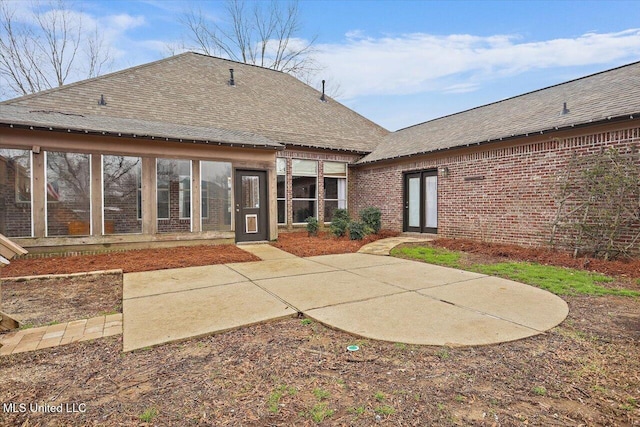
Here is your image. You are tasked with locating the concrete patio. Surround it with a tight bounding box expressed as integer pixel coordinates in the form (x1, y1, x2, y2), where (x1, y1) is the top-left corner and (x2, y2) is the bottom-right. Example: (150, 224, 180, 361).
(122, 242, 569, 351)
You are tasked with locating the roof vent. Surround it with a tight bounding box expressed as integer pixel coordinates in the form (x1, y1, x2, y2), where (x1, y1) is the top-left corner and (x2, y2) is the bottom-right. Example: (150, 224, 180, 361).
(561, 102, 569, 115)
(98, 94, 107, 106)
(320, 79, 327, 102)
(229, 69, 235, 86)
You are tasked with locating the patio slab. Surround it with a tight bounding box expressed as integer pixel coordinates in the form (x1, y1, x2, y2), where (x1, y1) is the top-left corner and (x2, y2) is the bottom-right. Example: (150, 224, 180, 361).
(306, 253, 406, 270)
(236, 243, 298, 260)
(352, 261, 485, 290)
(306, 291, 540, 346)
(419, 276, 569, 331)
(226, 257, 337, 281)
(124, 265, 247, 299)
(123, 281, 295, 352)
(255, 270, 401, 311)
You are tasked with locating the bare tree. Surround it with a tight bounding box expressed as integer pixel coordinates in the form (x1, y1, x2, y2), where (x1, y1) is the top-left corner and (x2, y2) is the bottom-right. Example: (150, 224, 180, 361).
(0, 0, 112, 98)
(182, 0, 318, 79)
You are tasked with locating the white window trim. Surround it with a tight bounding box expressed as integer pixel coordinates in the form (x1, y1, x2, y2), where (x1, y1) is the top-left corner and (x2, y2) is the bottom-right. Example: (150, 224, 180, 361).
(323, 163, 348, 224)
(292, 159, 318, 224)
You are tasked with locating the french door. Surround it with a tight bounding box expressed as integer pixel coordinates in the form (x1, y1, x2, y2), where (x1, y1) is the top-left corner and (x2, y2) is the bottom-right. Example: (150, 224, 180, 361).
(403, 170, 437, 233)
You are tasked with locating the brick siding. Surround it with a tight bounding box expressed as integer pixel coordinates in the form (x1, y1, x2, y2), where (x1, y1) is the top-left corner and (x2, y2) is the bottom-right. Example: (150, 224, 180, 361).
(350, 125, 640, 252)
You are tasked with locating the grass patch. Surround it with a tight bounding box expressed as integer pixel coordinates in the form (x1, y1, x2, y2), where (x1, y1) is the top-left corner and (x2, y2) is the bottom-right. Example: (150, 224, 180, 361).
(307, 403, 334, 423)
(532, 386, 547, 396)
(374, 405, 395, 415)
(391, 245, 461, 268)
(139, 407, 158, 422)
(471, 262, 638, 297)
(313, 388, 330, 400)
(392, 244, 639, 297)
(267, 385, 297, 413)
(374, 391, 386, 402)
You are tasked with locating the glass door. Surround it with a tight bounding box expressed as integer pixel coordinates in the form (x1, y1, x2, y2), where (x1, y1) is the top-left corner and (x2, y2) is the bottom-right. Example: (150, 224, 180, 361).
(403, 170, 438, 233)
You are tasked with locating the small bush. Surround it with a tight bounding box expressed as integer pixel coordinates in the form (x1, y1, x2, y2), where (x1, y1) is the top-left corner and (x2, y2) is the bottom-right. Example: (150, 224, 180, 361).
(330, 218, 349, 237)
(348, 221, 369, 240)
(329, 209, 351, 237)
(332, 209, 350, 222)
(306, 217, 319, 236)
(360, 207, 382, 234)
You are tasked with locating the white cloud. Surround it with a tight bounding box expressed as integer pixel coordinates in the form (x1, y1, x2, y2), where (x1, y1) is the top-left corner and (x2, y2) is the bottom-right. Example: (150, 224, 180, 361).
(315, 29, 640, 99)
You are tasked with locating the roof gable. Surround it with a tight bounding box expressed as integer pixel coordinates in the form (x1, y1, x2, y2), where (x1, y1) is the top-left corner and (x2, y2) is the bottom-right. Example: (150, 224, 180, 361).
(3, 52, 388, 153)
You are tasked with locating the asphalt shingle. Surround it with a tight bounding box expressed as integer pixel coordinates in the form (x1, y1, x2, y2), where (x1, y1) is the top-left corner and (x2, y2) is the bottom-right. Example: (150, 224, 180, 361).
(360, 60, 640, 163)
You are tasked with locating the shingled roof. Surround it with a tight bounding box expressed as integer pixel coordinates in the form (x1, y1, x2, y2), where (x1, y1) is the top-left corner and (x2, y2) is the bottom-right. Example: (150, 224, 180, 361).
(0, 105, 281, 149)
(359, 60, 640, 164)
(2, 52, 388, 153)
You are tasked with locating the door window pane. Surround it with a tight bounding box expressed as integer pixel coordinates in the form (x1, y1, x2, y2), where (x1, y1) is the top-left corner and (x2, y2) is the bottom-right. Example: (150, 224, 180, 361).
(276, 158, 287, 225)
(425, 175, 438, 228)
(0, 149, 32, 237)
(201, 161, 232, 232)
(103, 155, 141, 235)
(46, 151, 91, 236)
(408, 177, 420, 228)
(242, 176, 260, 208)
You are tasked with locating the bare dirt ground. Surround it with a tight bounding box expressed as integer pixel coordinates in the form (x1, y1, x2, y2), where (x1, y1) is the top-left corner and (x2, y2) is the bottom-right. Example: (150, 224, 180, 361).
(0, 237, 638, 426)
(1, 272, 122, 326)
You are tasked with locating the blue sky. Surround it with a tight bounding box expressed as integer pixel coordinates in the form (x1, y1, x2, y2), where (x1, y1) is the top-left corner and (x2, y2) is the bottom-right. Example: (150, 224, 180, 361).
(5, 1, 640, 130)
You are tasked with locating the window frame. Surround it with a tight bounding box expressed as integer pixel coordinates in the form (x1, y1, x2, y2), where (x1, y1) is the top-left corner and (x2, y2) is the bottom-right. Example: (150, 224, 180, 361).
(323, 162, 348, 224)
(291, 159, 318, 224)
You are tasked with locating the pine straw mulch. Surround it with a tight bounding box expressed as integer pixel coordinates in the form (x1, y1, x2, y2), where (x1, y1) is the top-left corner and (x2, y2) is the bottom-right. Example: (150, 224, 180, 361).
(0, 245, 260, 278)
(270, 230, 401, 257)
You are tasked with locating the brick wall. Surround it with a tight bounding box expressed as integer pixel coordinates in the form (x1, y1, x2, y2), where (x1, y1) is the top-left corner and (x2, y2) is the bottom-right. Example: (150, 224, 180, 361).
(350, 125, 640, 251)
(0, 160, 31, 237)
(157, 180, 191, 233)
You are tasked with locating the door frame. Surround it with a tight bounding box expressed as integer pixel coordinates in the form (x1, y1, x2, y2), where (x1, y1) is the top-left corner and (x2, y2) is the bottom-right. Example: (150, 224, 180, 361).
(234, 169, 269, 242)
(403, 169, 438, 234)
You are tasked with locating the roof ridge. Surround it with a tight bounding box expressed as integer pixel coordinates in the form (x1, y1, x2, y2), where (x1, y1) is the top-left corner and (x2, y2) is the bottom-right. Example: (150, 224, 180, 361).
(395, 59, 640, 133)
(0, 51, 293, 105)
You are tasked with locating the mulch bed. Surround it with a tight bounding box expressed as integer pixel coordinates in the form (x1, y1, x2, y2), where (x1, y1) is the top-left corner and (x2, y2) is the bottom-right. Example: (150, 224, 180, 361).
(271, 230, 400, 257)
(431, 238, 640, 279)
(0, 245, 259, 278)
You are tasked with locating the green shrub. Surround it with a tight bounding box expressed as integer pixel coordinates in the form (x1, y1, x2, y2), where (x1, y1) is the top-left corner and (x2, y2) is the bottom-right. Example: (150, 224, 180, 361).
(348, 221, 369, 240)
(332, 209, 350, 222)
(360, 207, 381, 234)
(330, 218, 350, 237)
(329, 209, 351, 237)
(306, 216, 319, 236)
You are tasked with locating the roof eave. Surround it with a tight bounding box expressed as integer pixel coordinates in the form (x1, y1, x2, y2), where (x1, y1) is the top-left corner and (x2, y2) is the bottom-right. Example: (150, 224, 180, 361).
(0, 122, 284, 151)
(283, 142, 371, 155)
(356, 113, 640, 166)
